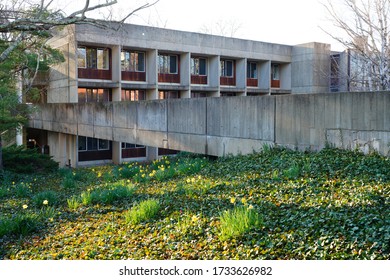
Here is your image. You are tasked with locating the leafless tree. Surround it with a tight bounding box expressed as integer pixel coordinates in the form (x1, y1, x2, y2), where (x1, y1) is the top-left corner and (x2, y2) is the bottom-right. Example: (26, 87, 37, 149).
(0, 0, 158, 63)
(199, 19, 242, 37)
(322, 0, 390, 91)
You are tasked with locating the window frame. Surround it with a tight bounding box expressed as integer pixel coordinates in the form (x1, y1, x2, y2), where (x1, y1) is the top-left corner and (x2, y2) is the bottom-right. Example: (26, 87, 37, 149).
(158, 54, 178, 74)
(272, 64, 280, 80)
(77, 46, 110, 70)
(121, 50, 146, 72)
(220, 59, 234, 77)
(191, 57, 207, 76)
(247, 61, 258, 79)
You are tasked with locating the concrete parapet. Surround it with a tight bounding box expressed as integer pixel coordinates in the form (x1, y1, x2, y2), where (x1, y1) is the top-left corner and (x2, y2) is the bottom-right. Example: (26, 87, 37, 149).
(28, 92, 390, 158)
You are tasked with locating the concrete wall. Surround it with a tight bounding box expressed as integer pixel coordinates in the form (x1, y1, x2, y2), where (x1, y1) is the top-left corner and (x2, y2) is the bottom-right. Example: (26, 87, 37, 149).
(28, 92, 390, 159)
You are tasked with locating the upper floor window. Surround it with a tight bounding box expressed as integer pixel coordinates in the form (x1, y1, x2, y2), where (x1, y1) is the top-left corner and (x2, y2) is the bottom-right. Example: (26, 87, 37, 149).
(158, 54, 178, 74)
(220, 59, 234, 77)
(272, 64, 280, 80)
(247, 62, 257, 79)
(191, 57, 207, 75)
(121, 51, 145, 72)
(77, 46, 109, 70)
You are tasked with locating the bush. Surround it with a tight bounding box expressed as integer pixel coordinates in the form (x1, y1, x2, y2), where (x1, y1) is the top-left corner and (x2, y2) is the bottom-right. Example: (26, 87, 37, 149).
(125, 199, 160, 225)
(32, 190, 58, 208)
(0, 213, 41, 237)
(2, 145, 58, 174)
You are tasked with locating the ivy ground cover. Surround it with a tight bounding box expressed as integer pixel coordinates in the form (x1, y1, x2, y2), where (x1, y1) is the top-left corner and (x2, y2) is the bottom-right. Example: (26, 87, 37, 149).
(0, 148, 389, 260)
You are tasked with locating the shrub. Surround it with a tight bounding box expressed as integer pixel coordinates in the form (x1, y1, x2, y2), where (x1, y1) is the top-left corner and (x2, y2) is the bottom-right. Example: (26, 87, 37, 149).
(0, 213, 41, 237)
(2, 145, 58, 174)
(32, 190, 58, 208)
(67, 196, 81, 210)
(125, 199, 160, 225)
(218, 206, 262, 241)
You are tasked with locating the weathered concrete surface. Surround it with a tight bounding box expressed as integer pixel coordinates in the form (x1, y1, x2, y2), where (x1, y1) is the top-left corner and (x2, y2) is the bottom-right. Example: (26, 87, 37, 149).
(28, 92, 390, 157)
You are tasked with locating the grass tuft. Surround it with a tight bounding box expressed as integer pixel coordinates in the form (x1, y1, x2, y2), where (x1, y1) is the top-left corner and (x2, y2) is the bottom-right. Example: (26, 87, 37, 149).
(125, 199, 160, 225)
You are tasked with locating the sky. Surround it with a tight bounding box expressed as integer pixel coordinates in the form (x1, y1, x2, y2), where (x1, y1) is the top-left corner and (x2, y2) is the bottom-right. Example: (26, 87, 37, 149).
(61, 0, 346, 51)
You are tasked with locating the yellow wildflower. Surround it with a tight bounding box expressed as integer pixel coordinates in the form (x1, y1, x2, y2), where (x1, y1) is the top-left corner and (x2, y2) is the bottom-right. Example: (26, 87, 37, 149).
(23, 204, 28, 209)
(241, 197, 247, 204)
(43, 200, 49, 205)
(191, 178, 196, 183)
(230, 197, 236, 204)
(191, 215, 199, 222)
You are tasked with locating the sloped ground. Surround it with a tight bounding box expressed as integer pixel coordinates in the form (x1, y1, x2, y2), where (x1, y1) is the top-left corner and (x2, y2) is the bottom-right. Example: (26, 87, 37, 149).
(1, 148, 389, 259)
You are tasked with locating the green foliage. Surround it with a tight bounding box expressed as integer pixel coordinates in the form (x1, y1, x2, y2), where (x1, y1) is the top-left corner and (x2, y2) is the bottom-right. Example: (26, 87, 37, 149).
(219, 206, 262, 241)
(2, 145, 58, 173)
(80, 183, 135, 206)
(32, 190, 58, 208)
(125, 199, 160, 225)
(0, 213, 41, 238)
(0, 148, 389, 260)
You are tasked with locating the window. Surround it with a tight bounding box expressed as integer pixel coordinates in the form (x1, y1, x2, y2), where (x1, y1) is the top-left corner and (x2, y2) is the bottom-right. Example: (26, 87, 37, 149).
(77, 46, 109, 70)
(121, 90, 146, 101)
(77, 47, 86, 68)
(159, 91, 179, 99)
(272, 64, 280, 80)
(78, 88, 111, 103)
(121, 143, 145, 149)
(121, 51, 145, 72)
(158, 54, 178, 74)
(247, 62, 257, 79)
(220, 60, 234, 77)
(78, 136, 110, 151)
(78, 136, 87, 151)
(191, 57, 207, 75)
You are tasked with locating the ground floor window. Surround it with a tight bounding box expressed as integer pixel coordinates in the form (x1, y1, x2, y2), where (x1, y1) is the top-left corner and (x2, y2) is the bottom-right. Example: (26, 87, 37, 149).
(78, 136, 110, 151)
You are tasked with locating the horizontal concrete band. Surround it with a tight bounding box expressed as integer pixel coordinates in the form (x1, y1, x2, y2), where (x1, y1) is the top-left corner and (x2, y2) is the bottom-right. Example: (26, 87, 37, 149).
(28, 92, 390, 156)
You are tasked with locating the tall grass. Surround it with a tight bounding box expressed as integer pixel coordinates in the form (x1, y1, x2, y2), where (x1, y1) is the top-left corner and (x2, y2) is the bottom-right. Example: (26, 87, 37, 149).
(125, 199, 160, 225)
(79, 183, 135, 206)
(218, 206, 262, 241)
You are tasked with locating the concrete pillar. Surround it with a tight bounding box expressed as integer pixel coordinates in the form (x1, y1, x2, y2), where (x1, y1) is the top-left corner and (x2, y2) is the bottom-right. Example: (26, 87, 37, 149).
(259, 61, 271, 92)
(146, 146, 159, 161)
(181, 52, 190, 88)
(236, 58, 246, 93)
(112, 141, 122, 164)
(209, 55, 221, 96)
(280, 63, 292, 91)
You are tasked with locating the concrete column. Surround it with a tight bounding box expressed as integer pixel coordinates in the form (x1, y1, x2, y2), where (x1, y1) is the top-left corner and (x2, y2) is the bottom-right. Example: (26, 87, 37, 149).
(147, 49, 158, 87)
(209, 55, 221, 96)
(259, 61, 271, 92)
(112, 141, 122, 164)
(236, 58, 246, 93)
(111, 45, 121, 84)
(280, 63, 292, 91)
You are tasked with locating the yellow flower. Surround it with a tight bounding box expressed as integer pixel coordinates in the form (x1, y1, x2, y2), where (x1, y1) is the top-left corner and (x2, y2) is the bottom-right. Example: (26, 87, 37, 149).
(198, 175, 202, 180)
(191, 178, 196, 183)
(241, 197, 247, 204)
(23, 204, 28, 209)
(186, 178, 191, 183)
(141, 174, 145, 178)
(43, 200, 49, 205)
(230, 197, 236, 204)
(191, 215, 199, 222)
(248, 204, 254, 210)
(97, 172, 102, 178)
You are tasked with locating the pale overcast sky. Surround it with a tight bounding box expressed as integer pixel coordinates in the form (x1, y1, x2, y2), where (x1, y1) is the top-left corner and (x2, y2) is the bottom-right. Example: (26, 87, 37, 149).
(62, 0, 345, 50)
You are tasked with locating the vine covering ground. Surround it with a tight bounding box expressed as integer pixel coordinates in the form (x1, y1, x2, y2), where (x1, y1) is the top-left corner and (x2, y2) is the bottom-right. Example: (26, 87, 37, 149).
(0, 147, 389, 260)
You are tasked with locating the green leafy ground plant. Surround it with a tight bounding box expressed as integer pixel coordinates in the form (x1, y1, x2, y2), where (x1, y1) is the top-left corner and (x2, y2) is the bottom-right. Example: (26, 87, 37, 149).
(0, 149, 389, 260)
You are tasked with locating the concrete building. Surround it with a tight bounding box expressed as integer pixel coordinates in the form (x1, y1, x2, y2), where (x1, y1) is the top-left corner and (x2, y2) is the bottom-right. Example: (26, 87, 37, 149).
(26, 22, 342, 167)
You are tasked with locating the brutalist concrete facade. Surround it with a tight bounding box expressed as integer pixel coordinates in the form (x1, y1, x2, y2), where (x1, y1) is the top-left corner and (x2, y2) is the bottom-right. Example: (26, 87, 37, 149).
(29, 22, 342, 167)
